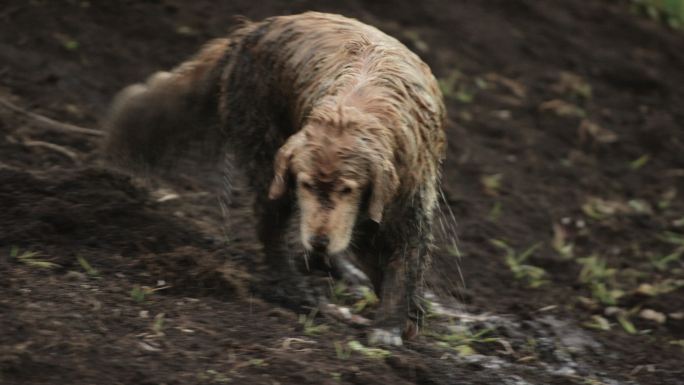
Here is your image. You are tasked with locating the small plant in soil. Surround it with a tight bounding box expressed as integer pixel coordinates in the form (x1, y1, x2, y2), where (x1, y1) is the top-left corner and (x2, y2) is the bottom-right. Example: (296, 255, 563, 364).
(346, 340, 391, 359)
(426, 325, 498, 357)
(491, 240, 548, 288)
(11, 246, 59, 269)
(77, 255, 99, 277)
(298, 308, 330, 336)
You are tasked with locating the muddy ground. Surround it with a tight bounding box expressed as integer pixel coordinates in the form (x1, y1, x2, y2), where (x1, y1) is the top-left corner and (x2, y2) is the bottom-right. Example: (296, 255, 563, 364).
(1, 1, 683, 384)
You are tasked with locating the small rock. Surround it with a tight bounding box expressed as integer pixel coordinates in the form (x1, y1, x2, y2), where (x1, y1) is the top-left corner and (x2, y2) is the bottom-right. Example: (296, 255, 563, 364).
(639, 309, 666, 324)
(604, 306, 622, 316)
(636, 283, 656, 296)
(669, 312, 684, 320)
(577, 296, 599, 311)
(138, 341, 161, 352)
(65, 270, 86, 281)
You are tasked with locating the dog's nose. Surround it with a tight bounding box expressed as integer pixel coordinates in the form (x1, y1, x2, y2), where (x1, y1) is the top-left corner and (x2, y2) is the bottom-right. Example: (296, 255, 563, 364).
(309, 235, 329, 252)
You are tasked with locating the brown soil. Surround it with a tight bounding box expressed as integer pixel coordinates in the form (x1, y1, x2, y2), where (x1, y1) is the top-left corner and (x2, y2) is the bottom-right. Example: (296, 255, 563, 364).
(1, 1, 683, 384)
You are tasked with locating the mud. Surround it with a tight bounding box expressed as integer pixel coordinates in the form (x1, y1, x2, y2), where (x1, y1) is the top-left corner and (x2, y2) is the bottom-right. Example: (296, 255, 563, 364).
(1, 1, 683, 384)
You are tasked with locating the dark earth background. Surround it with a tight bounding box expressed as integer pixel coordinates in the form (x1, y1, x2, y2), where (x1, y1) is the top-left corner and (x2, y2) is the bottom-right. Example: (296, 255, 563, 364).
(1, 1, 683, 384)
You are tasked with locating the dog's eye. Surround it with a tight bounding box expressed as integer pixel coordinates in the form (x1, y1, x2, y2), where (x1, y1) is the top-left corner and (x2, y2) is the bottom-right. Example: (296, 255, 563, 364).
(301, 181, 314, 191)
(339, 186, 353, 195)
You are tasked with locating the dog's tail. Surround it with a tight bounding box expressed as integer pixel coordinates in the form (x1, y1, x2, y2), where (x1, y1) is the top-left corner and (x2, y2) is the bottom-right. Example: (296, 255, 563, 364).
(101, 38, 232, 175)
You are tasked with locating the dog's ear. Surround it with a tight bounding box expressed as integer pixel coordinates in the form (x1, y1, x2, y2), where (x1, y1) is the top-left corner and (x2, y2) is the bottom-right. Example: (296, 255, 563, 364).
(268, 131, 306, 200)
(368, 159, 399, 223)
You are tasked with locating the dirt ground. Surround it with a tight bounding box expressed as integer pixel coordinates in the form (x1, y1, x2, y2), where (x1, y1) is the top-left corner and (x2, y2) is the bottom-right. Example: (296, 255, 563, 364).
(1, 1, 683, 384)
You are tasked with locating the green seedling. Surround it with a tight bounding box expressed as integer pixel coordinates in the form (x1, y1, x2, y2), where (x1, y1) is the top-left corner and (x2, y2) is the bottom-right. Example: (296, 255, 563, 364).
(77, 255, 99, 276)
(334, 341, 352, 360)
(329, 280, 378, 313)
(130, 285, 155, 302)
(152, 313, 165, 335)
(11, 246, 59, 269)
(651, 231, 684, 270)
(658, 188, 677, 210)
(198, 369, 231, 383)
(637, 279, 684, 296)
(481, 173, 503, 196)
(427, 326, 498, 356)
(659, 231, 684, 246)
(616, 313, 637, 334)
(583, 315, 612, 331)
(474, 77, 489, 90)
(627, 199, 653, 215)
(330, 281, 349, 304)
(552, 223, 574, 259)
(347, 340, 391, 359)
(630, 154, 650, 170)
(590, 282, 624, 306)
(454, 87, 475, 103)
(298, 308, 329, 336)
(581, 197, 623, 220)
(578, 255, 615, 282)
(352, 286, 379, 313)
(632, 0, 684, 28)
(130, 283, 170, 302)
(248, 358, 267, 367)
(63, 40, 79, 50)
(491, 240, 548, 288)
(488, 201, 503, 221)
(650, 249, 683, 271)
(438, 69, 463, 98)
(577, 255, 623, 305)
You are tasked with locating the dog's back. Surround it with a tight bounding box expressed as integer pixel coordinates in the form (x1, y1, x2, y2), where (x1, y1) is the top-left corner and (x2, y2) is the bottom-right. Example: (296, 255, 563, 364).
(103, 12, 445, 189)
(219, 12, 445, 193)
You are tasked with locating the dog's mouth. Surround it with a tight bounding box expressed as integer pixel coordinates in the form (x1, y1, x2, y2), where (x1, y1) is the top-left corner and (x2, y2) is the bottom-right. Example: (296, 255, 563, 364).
(302, 247, 335, 274)
(303, 237, 351, 270)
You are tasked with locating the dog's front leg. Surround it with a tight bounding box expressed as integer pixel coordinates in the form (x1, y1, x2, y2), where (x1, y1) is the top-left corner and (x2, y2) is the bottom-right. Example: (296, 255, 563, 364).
(255, 195, 293, 270)
(255, 195, 319, 307)
(368, 243, 428, 346)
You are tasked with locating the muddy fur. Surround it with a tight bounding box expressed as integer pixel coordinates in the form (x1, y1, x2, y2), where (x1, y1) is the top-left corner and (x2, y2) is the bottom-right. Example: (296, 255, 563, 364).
(102, 12, 446, 342)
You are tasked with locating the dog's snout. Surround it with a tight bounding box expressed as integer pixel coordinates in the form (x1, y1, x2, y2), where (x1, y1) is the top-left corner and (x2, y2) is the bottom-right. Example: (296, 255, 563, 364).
(309, 235, 330, 252)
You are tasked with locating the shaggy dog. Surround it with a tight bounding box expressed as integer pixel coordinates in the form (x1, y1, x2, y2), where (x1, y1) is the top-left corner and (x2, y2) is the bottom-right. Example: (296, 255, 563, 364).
(104, 12, 446, 345)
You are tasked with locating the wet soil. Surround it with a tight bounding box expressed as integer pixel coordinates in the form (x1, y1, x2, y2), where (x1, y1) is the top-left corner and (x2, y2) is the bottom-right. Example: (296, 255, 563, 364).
(1, 1, 683, 384)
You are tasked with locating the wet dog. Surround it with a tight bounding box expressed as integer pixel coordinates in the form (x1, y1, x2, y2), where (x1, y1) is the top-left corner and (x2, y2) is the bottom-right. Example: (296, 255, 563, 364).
(103, 12, 446, 345)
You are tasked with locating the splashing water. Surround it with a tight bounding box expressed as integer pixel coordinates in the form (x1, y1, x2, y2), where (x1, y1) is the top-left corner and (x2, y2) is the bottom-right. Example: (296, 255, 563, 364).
(428, 186, 468, 313)
(218, 154, 237, 245)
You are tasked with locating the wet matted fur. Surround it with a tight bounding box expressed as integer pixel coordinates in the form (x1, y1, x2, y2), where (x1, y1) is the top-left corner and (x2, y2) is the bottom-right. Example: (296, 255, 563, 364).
(103, 12, 446, 345)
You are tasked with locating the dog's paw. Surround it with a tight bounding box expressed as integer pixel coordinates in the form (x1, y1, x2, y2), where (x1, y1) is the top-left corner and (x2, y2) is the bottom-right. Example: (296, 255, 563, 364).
(367, 327, 403, 347)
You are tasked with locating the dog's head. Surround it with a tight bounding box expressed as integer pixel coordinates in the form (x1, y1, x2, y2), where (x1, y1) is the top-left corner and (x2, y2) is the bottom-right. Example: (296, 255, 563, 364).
(268, 116, 398, 255)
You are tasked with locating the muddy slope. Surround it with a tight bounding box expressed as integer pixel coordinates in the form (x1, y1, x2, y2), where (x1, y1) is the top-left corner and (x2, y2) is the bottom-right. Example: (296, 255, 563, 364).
(1, 1, 683, 384)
